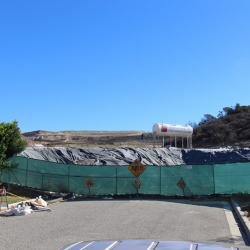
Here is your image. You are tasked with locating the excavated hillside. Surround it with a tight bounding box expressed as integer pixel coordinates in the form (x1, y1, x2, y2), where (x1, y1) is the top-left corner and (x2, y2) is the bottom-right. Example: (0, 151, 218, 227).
(20, 130, 250, 166)
(21, 103, 250, 150)
(21, 129, 250, 149)
(21, 130, 156, 148)
(19, 104, 250, 166)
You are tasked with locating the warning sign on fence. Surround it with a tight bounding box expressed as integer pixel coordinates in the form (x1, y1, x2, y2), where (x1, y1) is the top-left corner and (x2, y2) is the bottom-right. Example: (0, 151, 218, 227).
(176, 177, 186, 190)
(128, 159, 146, 177)
(84, 177, 95, 188)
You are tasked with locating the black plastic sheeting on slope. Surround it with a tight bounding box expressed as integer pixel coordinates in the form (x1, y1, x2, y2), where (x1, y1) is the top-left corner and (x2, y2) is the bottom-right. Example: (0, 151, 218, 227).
(18, 146, 250, 166)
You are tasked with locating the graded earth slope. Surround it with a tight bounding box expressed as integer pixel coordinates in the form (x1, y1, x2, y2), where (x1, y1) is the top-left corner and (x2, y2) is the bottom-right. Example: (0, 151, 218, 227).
(22, 130, 154, 148)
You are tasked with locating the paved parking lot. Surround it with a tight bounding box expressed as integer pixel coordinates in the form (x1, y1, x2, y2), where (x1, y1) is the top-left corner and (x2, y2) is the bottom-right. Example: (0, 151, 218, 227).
(0, 199, 247, 249)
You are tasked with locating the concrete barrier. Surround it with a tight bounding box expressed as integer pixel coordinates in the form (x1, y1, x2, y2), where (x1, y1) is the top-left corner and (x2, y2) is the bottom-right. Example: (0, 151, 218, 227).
(231, 198, 250, 240)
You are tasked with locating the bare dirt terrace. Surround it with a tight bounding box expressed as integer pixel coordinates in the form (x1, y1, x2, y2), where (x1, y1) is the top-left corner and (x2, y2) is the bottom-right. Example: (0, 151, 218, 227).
(22, 130, 156, 148)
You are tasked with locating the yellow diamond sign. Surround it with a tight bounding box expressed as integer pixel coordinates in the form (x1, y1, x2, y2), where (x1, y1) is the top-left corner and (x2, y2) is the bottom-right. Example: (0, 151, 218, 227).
(128, 159, 146, 177)
(84, 177, 94, 188)
(176, 177, 186, 190)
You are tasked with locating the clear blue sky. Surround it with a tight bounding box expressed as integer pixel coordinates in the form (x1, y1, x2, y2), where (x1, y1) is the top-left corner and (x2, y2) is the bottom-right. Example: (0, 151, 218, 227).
(1, 1, 250, 132)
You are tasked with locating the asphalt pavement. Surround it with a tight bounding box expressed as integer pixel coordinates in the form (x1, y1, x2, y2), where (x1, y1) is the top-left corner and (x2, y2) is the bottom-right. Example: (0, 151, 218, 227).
(0, 199, 248, 250)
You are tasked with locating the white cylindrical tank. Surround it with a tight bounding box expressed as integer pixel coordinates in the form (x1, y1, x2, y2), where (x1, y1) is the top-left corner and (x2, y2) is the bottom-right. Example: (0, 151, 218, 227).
(152, 123, 193, 137)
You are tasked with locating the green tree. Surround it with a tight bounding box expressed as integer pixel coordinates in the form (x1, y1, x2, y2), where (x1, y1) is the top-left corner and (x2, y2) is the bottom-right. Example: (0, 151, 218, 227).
(199, 114, 216, 125)
(212, 123, 234, 147)
(234, 103, 249, 114)
(217, 110, 224, 118)
(223, 107, 233, 115)
(0, 120, 27, 169)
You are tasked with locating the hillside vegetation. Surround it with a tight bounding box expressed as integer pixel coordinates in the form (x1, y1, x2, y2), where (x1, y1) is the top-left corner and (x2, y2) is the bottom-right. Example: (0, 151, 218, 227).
(192, 103, 250, 148)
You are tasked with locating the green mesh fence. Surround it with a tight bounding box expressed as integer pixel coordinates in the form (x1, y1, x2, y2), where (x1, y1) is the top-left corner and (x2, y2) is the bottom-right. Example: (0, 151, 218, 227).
(214, 162, 250, 194)
(1, 156, 250, 196)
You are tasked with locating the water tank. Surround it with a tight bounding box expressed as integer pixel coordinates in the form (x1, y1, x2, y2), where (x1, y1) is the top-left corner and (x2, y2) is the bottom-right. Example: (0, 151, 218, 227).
(152, 123, 193, 137)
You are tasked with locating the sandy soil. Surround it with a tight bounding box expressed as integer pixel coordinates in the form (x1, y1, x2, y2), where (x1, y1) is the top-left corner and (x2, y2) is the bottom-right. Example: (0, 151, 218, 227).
(21, 130, 159, 148)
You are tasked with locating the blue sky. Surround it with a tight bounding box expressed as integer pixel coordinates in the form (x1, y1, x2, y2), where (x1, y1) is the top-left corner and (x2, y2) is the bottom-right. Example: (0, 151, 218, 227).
(1, 1, 250, 132)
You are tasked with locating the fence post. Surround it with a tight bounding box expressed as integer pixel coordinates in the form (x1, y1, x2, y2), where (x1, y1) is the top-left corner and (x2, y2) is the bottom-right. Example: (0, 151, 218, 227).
(160, 165, 162, 195)
(25, 157, 28, 186)
(41, 173, 44, 191)
(213, 164, 215, 195)
(116, 166, 118, 195)
(8, 169, 10, 190)
(68, 165, 70, 193)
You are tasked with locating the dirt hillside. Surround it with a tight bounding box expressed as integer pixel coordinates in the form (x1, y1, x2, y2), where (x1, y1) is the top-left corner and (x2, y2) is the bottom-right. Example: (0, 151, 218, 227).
(22, 130, 157, 148)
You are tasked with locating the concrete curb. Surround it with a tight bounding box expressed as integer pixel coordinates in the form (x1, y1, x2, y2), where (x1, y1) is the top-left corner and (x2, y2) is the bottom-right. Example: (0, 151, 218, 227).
(221, 201, 244, 245)
(231, 198, 250, 241)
